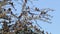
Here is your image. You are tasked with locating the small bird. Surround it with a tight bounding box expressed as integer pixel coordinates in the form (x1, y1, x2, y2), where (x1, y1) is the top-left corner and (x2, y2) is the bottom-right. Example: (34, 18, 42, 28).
(3, 8, 6, 11)
(7, 8, 12, 14)
(8, 8, 11, 11)
(40, 8, 54, 15)
(40, 11, 46, 15)
(35, 7, 40, 11)
(40, 9, 53, 18)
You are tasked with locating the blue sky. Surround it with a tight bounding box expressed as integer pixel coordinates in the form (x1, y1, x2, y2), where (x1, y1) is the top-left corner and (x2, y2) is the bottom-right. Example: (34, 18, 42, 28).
(36, 0, 60, 34)
(0, 0, 60, 34)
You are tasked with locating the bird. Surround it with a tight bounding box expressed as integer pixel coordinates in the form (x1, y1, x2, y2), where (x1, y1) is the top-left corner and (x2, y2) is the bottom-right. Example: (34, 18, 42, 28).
(40, 11, 46, 15)
(7, 8, 12, 14)
(8, 8, 11, 11)
(35, 7, 40, 11)
(40, 9, 53, 18)
(40, 8, 54, 15)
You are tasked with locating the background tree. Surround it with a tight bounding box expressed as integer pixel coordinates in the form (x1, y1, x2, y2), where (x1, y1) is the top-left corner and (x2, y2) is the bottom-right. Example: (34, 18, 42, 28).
(0, 0, 54, 34)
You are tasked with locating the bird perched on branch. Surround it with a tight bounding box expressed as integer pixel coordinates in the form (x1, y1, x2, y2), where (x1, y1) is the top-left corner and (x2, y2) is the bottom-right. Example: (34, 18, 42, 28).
(40, 8, 54, 18)
(35, 7, 40, 11)
(40, 8, 54, 15)
(7, 8, 11, 13)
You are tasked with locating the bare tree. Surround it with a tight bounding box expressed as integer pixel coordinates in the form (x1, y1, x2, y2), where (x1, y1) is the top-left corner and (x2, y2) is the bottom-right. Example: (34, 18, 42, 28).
(0, 0, 54, 34)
